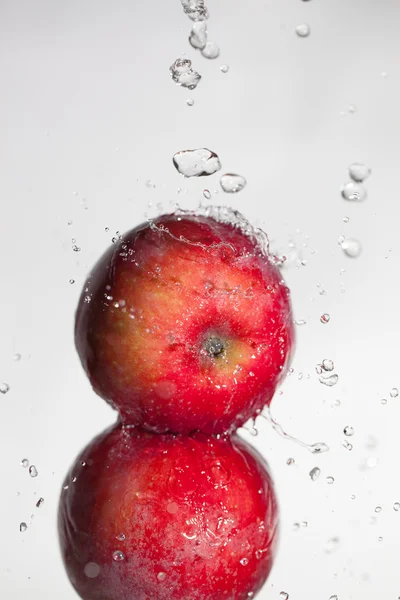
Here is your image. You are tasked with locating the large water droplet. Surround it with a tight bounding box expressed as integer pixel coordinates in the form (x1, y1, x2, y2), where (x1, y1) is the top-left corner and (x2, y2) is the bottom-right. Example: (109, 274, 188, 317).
(20, 522, 27, 532)
(341, 238, 362, 258)
(201, 41, 220, 59)
(341, 182, 367, 202)
(29, 465, 38, 478)
(349, 163, 371, 183)
(319, 374, 339, 387)
(169, 59, 201, 90)
(112, 550, 125, 562)
(189, 21, 207, 49)
(295, 23, 310, 37)
(0, 382, 10, 394)
(84, 562, 100, 578)
(173, 148, 221, 177)
(181, 0, 208, 21)
(309, 467, 321, 481)
(220, 173, 247, 194)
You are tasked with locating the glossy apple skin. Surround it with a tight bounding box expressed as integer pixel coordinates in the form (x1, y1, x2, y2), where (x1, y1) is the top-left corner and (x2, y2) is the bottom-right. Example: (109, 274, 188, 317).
(58, 423, 279, 600)
(75, 212, 294, 433)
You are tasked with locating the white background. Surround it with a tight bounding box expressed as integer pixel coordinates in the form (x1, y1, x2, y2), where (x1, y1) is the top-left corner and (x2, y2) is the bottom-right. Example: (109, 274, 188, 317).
(1, 0, 400, 598)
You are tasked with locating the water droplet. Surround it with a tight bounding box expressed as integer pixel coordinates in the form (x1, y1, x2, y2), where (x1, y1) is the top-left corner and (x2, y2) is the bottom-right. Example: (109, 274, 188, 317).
(295, 23, 310, 37)
(324, 536, 340, 553)
(286, 457, 295, 466)
(181, 0, 208, 21)
(341, 182, 367, 202)
(348, 163, 371, 183)
(69, 279, 75, 284)
(220, 173, 247, 193)
(280, 593, 289, 600)
(173, 148, 221, 177)
(381, 398, 387, 405)
(116, 533, 126, 541)
(220, 64, 229, 73)
(20, 522, 27, 532)
(201, 41, 220, 59)
(0, 382, 10, 394)
(157, 571, 167, 581)
(393, 502, 400, 512)
(36, 497, 44, 508)
(320, 313, 330, 324)
(344, 426, 354, 436)
(189, 21, 207, 49)
(390, 388, 399, 398)
(342, 440, 353, 451)
(374, 506, 382, 513)
(112, 550, 125, 562)
(322, 359, 334, 372)
(319, 374, 339, 387)
(29, 465, 38, 478)
(84, 562, 100, 578)
(13, 353, 22, 361)
(247, 594, 254, 598)
(167, 502, 179, 514)
(309, 467, 321, 481)
(21, 459, 29, 468)
(343, 216, 349, 223)
(72, 245, 81, 252)
(203, 189, 211, 200)
(240, 558, 249, 566)
(326, 476, 335, 484)
(329, 596, 339, 600)
(169, 58, 201, 90)
(186, 98, 195, 106)
(341, 238, 362, 258)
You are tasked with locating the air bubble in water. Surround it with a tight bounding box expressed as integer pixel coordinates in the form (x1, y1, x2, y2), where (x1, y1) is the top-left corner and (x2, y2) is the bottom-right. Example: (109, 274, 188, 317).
(20, 522, 27, 532)
(390, 388, 399, 398)
(320, 313, 330, 324)
(322, 359, 334, 372)
(169, 59, 201, 90)
(173, 148, 221, 177)
(201, 41, 220, 59)
(29, 465, 38, 478)
(319, 374, 339, 387)
(21, 459, 29, 468)
(0, 383, 10, 394)
(84, 563, 100, 578)
(220, 173, 247, 194)
(181, 0, 208, 21)
(349, 163, 371, 183)
(344, 426, 354, 436)
(220, 64, 230, 73)
(157, 572, 167, 581)
(341, 238, 362, 258)
(112, 550, 125, 562)
(295, 23, 310, 37)
(309, 467, 321, 481)
(341, 182, 367, 202)
(189, 21, 207, 50)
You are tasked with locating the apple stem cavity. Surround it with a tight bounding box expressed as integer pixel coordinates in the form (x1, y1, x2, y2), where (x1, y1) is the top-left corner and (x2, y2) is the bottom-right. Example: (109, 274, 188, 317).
(204, 336, 225, 358)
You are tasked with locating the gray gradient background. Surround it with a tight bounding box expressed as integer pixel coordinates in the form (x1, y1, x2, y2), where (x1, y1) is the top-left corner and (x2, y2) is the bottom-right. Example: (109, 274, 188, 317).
(1, 0, 400, 598)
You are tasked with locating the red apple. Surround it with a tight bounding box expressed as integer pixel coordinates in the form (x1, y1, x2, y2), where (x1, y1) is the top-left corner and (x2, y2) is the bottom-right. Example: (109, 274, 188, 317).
(75, 210, 294, 433)
(58, 423, 279, 600)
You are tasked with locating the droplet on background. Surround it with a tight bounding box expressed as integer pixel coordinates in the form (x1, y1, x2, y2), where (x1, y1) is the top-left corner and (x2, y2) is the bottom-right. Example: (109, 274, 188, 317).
(220, 64, 229, 73)
(326, 476, 335, 484)
(112, 550, 125, 562)
(69, 279, 75, 284)
(157, 571, 167, 581)
(341, 238, 362, 258)
(240, 558, 249, 566)
(390, 388, 399, 398)
(341, 182, 367, 202)
(36, 497, 44, 508)
(84, 562, 100, 578)
(186, 98, 195, 106)
(322, 359, 334, 372)
(173, 148, 221, 177)
(324, 536, 340, 553)
(21, 459, 29, 468)
(310, 442, 329, 454)
(342, 440, 353, 451)
(319, 374, 339, 387)
(181, 0, 208, 21)
(287, 457, 295, 466)
(20, 522, 27, 532)
(201, 41, 220, 59)
(320, 313, 330, 324)
(309, 467, 321, 481)
(344, 426, 354, 436)
(295, 23, 310, 37)
(169, 59, 201, 90)
(0, 382, 10, 394)
(279, 593, 289, 600)
(393, 502, 400, 512)
(349, 163, 371, 183)
(29, 465, 38, 478)
(220, 173, 247, 193)
(329, 596, 339, 600)
(203, 189, 211, 200)
(189, 20, 208, 50)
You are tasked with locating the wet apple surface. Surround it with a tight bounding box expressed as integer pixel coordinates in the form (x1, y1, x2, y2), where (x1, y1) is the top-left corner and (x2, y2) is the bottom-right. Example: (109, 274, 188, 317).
(75, 210, 294, 434)
(59, 423, 279, 600)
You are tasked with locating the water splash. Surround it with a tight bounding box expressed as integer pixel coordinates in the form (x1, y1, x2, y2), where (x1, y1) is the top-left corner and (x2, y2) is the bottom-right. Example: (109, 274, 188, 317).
(173, 148, 221, 177)
(189, 21, 207, 49)
(260, 407, 329, 454)
(169, 59, 201, 90)
(181, 0, 208, 21)
(201, 41, 220, 59)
